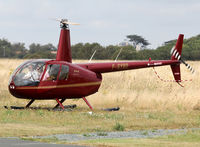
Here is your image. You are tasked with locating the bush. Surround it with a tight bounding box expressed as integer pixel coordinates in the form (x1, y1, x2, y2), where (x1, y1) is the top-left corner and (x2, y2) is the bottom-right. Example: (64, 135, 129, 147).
(113, 122, 125, 131)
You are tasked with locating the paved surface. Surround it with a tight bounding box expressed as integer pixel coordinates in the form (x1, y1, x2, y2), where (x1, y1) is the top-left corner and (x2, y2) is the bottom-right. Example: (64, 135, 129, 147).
(0, 138, 86, 147)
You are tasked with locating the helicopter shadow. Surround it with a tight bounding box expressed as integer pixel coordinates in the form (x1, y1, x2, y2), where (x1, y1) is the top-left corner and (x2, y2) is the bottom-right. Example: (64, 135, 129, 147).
(4, 104, 77, 111)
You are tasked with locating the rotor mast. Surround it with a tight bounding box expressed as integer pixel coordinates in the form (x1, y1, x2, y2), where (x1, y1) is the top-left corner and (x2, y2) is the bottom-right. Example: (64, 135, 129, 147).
(56, 19, 72, 62)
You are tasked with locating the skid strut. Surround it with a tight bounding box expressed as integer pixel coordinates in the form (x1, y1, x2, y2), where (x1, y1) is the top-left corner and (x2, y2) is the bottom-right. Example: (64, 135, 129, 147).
(26, 99, 35, 108)
(54, 99, 66, 108)
(82, 97, 93, 110)
(55, 98, 65, 109)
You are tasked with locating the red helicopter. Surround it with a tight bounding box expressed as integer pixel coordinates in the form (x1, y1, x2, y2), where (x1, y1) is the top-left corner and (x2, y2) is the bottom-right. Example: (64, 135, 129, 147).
(8, 19, 193, 110)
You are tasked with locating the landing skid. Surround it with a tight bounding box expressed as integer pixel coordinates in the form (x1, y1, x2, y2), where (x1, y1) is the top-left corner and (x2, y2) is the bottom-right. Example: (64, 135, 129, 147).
(4, 104, 77, 111)
(4, 97, 93, 111)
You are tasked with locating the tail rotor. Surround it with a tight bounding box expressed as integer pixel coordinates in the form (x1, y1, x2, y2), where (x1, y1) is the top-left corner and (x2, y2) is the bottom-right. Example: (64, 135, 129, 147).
(180, 59, 195, 74)
(170, 46, 195, 74)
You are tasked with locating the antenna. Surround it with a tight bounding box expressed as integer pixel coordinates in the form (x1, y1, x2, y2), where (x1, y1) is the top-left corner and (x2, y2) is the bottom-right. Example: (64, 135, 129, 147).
(115, 48, 123, 62)
(89, 50, 97, 62)
(3, 46, 5, 57)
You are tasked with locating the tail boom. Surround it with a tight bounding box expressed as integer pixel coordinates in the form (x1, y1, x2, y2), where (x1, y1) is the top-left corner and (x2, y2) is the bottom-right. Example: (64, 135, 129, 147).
(78, 60, 179, 73)
(78, 34, 184, 83)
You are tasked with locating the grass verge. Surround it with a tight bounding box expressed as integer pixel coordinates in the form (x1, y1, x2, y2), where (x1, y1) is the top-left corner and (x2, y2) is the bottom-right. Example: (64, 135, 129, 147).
(22, 130, 200, 147)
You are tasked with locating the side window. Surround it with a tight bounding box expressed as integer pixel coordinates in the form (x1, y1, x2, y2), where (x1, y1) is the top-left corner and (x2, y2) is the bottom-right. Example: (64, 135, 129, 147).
(59, 65, 69, 80)
(43, 64, 60, 81)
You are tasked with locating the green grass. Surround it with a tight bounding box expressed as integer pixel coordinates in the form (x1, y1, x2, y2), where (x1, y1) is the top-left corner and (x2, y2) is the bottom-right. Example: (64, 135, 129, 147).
(0, 107, 200, 137)
(157, 129, 200, 142)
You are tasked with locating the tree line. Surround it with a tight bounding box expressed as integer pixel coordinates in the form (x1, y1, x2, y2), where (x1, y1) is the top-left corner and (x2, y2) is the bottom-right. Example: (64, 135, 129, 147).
(0, 34, 200, 60)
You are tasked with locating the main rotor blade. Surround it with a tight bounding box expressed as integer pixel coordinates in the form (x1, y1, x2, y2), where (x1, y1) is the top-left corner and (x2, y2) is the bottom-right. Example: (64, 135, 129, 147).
(51, 18, 80, 25)
(65, 22, 80, 25)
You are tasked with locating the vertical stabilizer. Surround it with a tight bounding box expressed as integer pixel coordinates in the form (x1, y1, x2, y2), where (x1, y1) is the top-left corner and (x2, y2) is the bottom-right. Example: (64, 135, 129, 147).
(170, 34, 184, 82)
(171, 64, 181, 82)
(171, 34, 184, 60)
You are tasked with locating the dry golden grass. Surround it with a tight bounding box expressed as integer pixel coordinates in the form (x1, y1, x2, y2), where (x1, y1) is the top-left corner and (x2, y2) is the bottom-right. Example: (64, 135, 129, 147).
(89, 61, 200, 111)
(0, 59, 199, 111)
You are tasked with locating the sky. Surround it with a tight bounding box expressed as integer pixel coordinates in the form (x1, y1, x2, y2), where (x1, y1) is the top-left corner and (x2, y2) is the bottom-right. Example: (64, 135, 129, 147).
(0, 0, 200, 49)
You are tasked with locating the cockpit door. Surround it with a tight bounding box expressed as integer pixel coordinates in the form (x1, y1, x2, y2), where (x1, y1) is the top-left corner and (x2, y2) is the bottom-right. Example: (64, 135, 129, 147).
(58, 64, 69, 81)
(38, 64, 61, 95)
(42, 64, 61, 82)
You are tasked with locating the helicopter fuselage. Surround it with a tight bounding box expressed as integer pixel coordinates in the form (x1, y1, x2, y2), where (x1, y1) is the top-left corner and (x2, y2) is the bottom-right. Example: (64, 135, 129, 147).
(9, 59, 102, 100)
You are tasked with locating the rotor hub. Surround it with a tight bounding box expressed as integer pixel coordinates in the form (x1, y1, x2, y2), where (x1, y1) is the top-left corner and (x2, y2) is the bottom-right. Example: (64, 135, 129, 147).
(60, 19, 69, 29)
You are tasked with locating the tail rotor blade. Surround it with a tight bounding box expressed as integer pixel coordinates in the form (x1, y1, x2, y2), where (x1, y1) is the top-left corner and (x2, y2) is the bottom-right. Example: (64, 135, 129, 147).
(180, 59, 195, 74)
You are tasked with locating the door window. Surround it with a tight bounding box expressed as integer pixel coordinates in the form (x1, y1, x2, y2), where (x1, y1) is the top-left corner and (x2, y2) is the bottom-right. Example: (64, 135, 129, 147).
(43, 64, 60, 81)
(59, 65, 69, 80)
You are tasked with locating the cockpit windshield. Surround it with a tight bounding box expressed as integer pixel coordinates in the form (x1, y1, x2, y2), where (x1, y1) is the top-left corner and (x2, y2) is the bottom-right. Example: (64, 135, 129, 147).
(13, 61, 45, 86)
